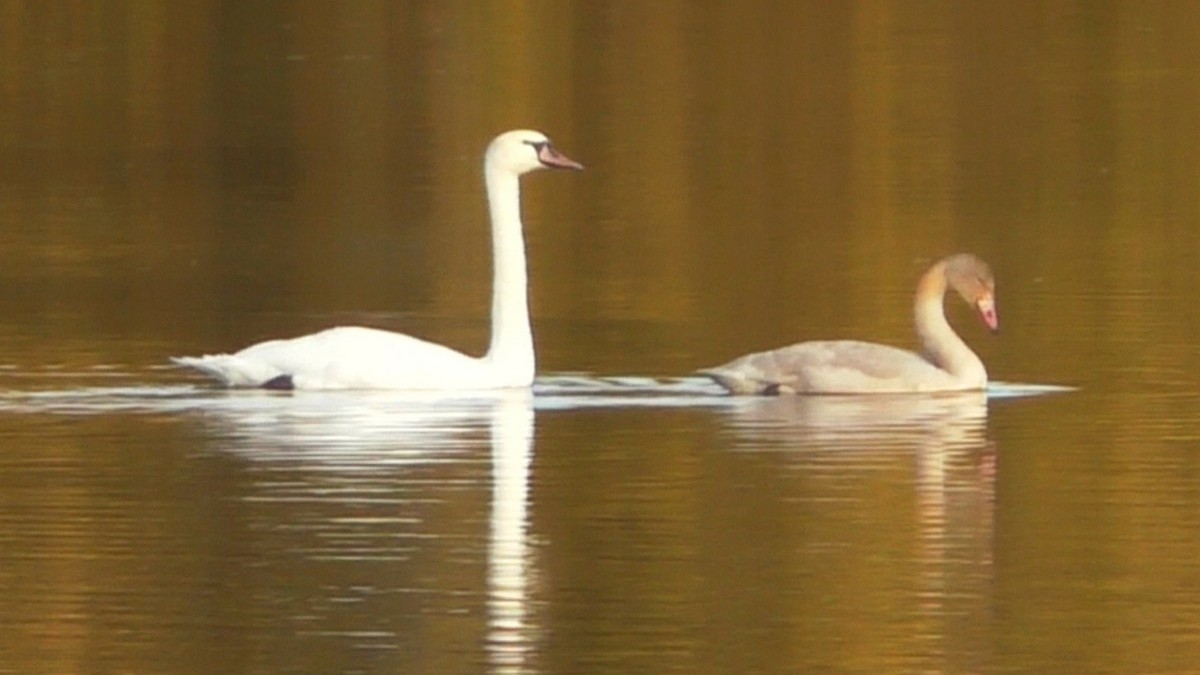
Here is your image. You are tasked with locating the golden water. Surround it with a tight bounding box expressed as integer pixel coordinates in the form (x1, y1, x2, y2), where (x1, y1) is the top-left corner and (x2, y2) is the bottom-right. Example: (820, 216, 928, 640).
(1, 2, 1199, 673)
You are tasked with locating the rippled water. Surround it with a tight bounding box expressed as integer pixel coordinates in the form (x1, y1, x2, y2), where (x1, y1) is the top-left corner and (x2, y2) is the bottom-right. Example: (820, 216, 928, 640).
(0, 372, 1067, 674)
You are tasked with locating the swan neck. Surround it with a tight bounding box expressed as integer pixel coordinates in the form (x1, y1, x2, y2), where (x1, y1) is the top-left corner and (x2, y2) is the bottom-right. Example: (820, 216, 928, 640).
(914, 262, 987, 385)
(483, 164, 534, 384)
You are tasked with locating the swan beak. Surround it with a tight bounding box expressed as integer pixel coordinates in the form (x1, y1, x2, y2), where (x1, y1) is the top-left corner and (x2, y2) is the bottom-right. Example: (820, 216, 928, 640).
(977, 295, 999, 333)
(537, 143, 584, 171)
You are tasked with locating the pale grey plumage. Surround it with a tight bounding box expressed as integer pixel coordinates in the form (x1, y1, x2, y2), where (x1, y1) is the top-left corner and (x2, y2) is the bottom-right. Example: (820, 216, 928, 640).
(702, 253, 998, 395)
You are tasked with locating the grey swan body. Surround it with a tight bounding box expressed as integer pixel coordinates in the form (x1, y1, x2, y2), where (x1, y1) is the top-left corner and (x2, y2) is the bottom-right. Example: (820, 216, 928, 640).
(702, 253, 999, 395)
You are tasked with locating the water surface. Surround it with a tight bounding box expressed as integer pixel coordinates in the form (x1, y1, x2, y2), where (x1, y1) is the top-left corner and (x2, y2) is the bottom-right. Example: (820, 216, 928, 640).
(3, 2, 1200, 673)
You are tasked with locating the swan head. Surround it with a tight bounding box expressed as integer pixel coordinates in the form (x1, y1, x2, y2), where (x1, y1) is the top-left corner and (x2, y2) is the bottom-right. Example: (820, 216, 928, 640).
(944, 253, 999, 333)
(486, 129, 584, 176)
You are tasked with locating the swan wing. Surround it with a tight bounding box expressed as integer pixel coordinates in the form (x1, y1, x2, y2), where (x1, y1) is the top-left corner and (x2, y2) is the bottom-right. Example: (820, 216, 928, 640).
(702, 340, 972, 395)
(173, 326, 491, 390)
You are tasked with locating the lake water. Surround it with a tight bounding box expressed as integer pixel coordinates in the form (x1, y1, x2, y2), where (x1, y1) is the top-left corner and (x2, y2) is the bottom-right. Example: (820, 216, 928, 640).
(2, 2, 1200, 673)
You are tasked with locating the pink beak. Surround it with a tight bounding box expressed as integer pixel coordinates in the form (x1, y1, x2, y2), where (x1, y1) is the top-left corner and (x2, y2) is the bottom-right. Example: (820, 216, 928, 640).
(977, 296, 999, 333)
(537, 143, 584, 171)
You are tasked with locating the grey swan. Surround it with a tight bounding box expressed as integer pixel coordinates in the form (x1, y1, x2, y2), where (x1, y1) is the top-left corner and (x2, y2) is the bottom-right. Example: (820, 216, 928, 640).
(702, 253, 999, 395)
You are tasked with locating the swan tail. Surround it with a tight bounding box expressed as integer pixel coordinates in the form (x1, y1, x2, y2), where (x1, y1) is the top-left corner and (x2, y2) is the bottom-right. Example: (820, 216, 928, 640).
(171, 355, 289, 389)
(698, 367, 780, 396)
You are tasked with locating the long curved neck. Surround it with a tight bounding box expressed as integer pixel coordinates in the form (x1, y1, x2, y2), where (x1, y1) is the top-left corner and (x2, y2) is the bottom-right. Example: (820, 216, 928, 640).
(482, 163, 535, 384)
(913, 262, 987, 386)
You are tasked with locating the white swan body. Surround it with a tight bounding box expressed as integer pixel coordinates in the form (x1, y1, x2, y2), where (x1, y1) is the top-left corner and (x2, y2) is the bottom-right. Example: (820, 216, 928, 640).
(702, 253, 999, 395)
(173, 130, 582, 390)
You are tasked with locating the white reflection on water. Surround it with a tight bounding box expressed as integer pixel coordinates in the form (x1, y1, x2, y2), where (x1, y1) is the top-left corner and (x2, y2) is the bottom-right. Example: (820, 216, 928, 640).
(198, 389, 542, 673)
(199, 389, 539, 673)
(486, 393, 536, 674)
(0, 378, 542, 670)
(0, 371, 1066, 671)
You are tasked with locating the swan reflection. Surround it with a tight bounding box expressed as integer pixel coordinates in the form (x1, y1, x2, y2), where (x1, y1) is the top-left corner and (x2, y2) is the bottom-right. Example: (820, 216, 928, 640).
(183, 389, 539, 673)
(719, 391, 988, 447)
(486, 393, 536, 673)
(717, 392, 994, 670)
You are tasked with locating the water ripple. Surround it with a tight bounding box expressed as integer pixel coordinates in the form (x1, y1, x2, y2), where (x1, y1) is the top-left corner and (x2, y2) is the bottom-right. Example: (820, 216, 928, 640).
(0, 366, 1072, 418)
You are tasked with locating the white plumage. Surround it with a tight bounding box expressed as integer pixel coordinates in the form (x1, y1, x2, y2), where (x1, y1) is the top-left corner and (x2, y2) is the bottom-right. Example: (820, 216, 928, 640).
(173, 129, 583, 390)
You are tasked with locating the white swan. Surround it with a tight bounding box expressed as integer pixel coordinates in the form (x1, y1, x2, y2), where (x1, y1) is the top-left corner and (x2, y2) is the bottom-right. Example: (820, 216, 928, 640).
(173, 129, 583, 390)
(701, 253, 999, 395)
